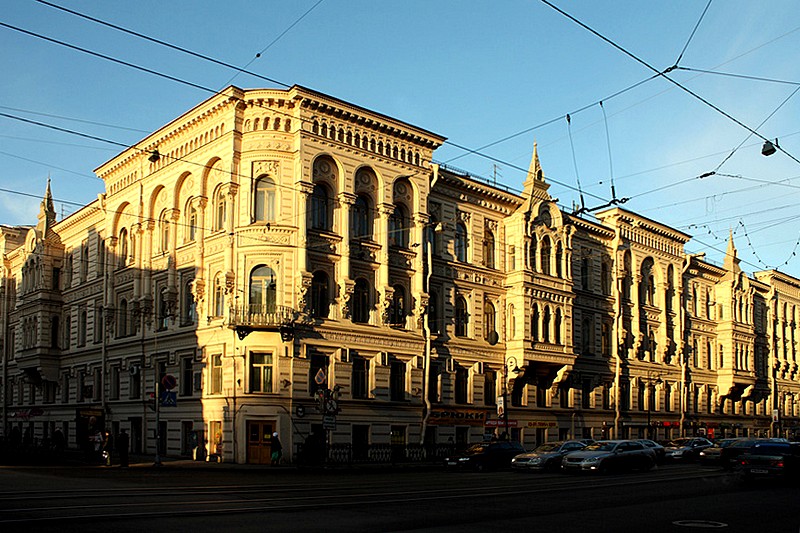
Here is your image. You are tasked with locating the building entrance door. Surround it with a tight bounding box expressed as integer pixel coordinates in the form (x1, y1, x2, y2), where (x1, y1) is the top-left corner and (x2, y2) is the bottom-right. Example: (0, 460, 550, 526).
(247, 420, 274, 464)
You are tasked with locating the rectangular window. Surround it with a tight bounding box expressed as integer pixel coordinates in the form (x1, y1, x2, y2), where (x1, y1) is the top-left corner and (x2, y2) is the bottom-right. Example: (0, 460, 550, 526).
(94, 304, 103, 344)
(454, 365, 468, 405)
(483, 370, 496, 406)
(110, 366, 120, 400)
(211, 354, 223, 395)
(61, 373, 70, 403)
(390, 360, 406, 401)
(43, 381, 56, 404)
(352, 424, 370, 461)
(536, 385, 547, 408)
(351, 356, 369, 399)
(249, 352, 273, 393)
(181, 356, 194, 396)
(129, 365, 141, 400)
(581, 380, 592, 409)
(602, 385, 610, 410)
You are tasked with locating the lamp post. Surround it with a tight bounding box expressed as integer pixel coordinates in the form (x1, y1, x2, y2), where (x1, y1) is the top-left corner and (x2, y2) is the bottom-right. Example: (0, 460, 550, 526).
(643, 371, 663, 440)
(501, 356, 519, 438)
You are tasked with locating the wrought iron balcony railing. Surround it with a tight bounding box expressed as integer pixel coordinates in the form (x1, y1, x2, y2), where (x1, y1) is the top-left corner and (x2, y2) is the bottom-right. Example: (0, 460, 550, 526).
(228, 304, 295, 329)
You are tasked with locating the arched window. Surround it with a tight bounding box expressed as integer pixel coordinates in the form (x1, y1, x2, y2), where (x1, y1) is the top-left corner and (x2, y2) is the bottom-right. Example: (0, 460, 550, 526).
(543, 306, 551, 343)
(455, 222, 468, 262)
(310, 271, 330, 319)
(641, 258, 655, 306)
(183, 279, 196, 325)
(455, 296, 469, 337)
(706, 290, 712, 320)
(310, 184, 330, 231)
(352, 194, 372, 240)
(540, 237, 551, 276)
(555, 241, 563, 278)
(483, 301, 496, 342)
(531, 304, 540, 341)
(483, 228, 495, 269)
(213, 274, 225, 317)
(390, 284, 407, 326)
(389, 204, 409, 248)
(601, 262, 611, 296)
(254, 175, 276, 222)
(158, 287, 169, 330)
(622, 252, 632, 301)
(186, 204, 197, 242)
(529, 235, 537, 271)
(118, 228, 128, 269)
(160, 211, 170, 253)
(215, 189, 226, 231)
(582, 316, 592, 353)
(555, 308, 563, 345)
(352, 278, 370, 324)
(249, 265, 277, 314)
(691, 285, 698, 316)
(666, 265, 675, 312)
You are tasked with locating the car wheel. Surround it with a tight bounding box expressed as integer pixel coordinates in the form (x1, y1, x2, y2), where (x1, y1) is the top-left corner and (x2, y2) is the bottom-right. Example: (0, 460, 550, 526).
(473, 462, 485, 472)
(642, 458, 654, 471)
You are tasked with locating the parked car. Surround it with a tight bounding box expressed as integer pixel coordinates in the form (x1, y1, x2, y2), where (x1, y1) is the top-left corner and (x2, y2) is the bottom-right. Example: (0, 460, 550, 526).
(663, 437, 713, 461)
(444, 441, 526, 471)
(698, 438, 742, 466)
(511, 440, 587, 472)
(720, 438, 789, 470)
(636, 439, 666, 464)
(561, 440, 655, 473)
(739, 442, 800, 482)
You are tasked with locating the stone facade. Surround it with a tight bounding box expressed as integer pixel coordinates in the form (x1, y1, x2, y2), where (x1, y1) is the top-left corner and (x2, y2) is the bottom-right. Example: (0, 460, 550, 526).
(1, 86, 798, 463)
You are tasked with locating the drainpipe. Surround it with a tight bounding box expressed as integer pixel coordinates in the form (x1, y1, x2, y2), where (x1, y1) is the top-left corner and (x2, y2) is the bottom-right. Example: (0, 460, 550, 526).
(1, 268, 8, 436)
(679, 256, 691, 438)
(420, 164, 439, 445)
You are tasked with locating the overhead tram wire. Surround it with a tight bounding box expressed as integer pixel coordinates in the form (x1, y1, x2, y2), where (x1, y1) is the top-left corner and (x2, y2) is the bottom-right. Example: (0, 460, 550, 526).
(599, 101, 616, 201)
(714, 85, 800, 172)
(32, 0, 290, 89)
(538, 0, 800, 168)
(443, 73, 659, 165)
(674, 0, 713, 66)
(565, 114, 586, 213)
(0, 105, 151, 134)
(0, 17, 639, 213)
(220, 0, 326, 87)
(675, 67, 800, 87)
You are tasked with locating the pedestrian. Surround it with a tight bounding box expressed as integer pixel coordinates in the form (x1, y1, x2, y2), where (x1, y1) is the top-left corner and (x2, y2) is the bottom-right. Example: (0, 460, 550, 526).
(117, 429, 129, 468)
(270, 431, 282, 466)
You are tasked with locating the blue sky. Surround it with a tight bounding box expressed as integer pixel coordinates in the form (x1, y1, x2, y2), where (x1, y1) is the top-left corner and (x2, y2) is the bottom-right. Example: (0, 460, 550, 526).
(2, 0, 800, 276)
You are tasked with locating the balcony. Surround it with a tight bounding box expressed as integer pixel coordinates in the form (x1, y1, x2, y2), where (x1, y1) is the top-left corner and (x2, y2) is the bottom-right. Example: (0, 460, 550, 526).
(228, 304, 295, 340)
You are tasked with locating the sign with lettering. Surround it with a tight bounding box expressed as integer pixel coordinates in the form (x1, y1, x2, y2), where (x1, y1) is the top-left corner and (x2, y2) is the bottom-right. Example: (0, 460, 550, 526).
(428, 409, 488, 427)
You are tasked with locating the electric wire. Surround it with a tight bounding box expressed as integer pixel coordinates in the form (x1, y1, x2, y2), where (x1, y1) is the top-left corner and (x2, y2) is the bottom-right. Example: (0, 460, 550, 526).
(538, 0, 800, 167)
(0, 104, 151, 133)
(599, 101, 616, 200)
(674, 0, 713, 66)
(676, 67, 800, 87)
(220, 0, 326, 87)
(565, 114, 585, 212)
(32, 0, 291, 89)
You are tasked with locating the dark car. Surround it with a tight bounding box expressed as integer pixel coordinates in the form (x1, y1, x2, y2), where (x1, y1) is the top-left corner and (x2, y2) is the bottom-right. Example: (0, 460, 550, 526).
(720, 438, 789, 470)
(698, 438, 742, 466)
(740, 442, 800, 482)
(663, 437, 713, 461)
(636, 439, 666, 464)
(444, 441, 526, 471)
(511, 440, 587, 471)
(561, 440, 655, 473)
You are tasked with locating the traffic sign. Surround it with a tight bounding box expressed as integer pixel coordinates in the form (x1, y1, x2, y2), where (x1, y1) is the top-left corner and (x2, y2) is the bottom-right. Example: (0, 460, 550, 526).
(322, 415, 336, 430)
(314, 368, 326, 385)
(162, 374, 177, 390)
(160, 391, 177, 407)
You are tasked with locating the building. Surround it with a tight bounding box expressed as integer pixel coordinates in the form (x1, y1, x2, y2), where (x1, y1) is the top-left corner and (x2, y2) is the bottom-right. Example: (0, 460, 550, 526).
(1, 85, 798, 464)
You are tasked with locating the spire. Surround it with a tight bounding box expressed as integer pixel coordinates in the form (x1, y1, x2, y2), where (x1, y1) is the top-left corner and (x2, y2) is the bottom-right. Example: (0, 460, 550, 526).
(723, 229, 741, 274)
(525, 142, 543, 184)
(36, 176, 57, 235)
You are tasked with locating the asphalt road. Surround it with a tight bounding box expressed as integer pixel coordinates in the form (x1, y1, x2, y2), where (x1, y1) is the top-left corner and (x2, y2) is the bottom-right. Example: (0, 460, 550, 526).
(0, 462, 797, 532)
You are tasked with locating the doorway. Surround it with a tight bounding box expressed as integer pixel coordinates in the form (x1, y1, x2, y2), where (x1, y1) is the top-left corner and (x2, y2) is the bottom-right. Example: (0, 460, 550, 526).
(246, 420, 274, 464)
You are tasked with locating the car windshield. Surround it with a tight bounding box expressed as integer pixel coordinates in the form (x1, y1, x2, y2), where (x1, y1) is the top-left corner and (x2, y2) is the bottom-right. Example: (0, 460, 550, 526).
(585, 441, 616, 452)
(535, 443, 560, 453)
(666, 438, 691, 447)
(464, 443, 488, 454)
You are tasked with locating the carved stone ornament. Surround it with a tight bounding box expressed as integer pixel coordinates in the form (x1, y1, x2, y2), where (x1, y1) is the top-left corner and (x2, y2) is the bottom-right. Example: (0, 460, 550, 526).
(253, 160, 280, 178)
(192, 278, 206, 302)
(381, 286, 395, 325)
(298, 272, 313, 313)
(224, 271, 236, 295)
(457, 210, 471, 223)
(341, 279, 355, 320)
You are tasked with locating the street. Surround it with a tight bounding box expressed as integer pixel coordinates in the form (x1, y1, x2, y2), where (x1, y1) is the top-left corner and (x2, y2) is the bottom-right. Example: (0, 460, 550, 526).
(0, 461, 797, 532)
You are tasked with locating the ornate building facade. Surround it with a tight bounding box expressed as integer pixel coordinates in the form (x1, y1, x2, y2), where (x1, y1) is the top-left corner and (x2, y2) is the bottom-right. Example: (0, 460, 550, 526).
(1, 85, 798, 463)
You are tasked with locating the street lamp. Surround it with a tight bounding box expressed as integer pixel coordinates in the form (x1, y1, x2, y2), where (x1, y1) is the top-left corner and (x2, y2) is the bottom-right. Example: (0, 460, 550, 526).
(642, 371, 663, 440)
(501, 356, 520, 438)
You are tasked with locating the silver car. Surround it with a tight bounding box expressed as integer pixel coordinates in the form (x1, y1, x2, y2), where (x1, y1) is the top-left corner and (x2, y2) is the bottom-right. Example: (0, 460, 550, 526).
(511, 440, 587, 471)
(561, 439, 656, 473)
